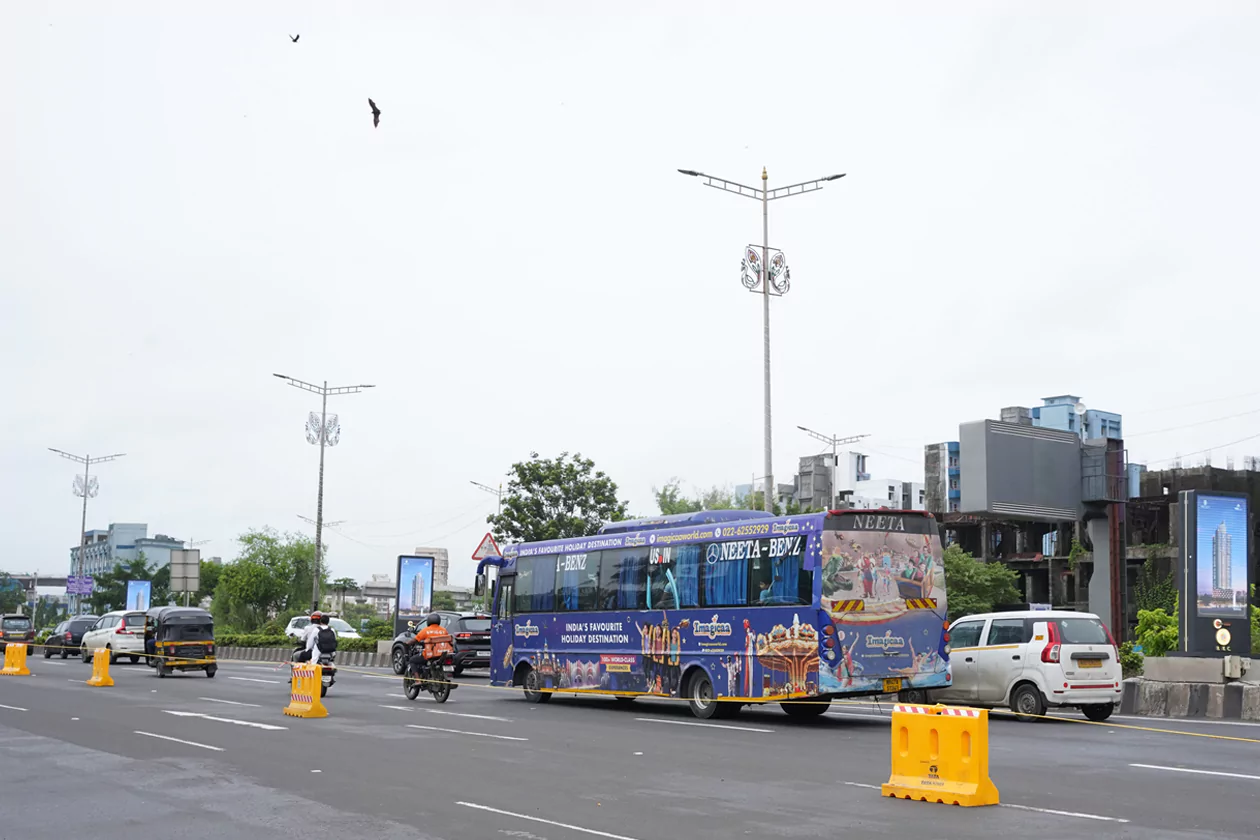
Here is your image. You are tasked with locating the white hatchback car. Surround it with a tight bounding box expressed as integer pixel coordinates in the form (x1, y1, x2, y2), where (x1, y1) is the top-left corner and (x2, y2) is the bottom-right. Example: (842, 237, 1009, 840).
(932, 610, 1122, 721)
(81, 611, 149, 664)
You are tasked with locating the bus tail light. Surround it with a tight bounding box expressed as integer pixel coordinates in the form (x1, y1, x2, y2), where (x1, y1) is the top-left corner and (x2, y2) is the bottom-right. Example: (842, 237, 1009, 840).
(823, 638, 835, 649)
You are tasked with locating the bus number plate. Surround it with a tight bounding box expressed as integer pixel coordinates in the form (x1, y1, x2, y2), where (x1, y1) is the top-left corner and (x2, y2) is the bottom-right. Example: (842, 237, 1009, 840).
(882, 678, 902, 694)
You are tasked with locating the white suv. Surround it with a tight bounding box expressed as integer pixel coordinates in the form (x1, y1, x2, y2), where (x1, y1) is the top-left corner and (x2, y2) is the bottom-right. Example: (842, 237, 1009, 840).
(932, 610, 1122, 721)
(81, 611, 149, 664)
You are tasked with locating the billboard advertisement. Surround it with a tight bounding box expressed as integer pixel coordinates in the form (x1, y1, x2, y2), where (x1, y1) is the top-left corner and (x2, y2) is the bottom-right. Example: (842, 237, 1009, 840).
(1178, 490, 1252, 656)
(125, 580, 152, 612)
(395, 555, 435, 636)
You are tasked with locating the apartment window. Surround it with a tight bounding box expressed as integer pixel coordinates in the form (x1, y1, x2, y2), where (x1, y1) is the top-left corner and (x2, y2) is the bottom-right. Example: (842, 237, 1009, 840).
(949, 479, 959, 490)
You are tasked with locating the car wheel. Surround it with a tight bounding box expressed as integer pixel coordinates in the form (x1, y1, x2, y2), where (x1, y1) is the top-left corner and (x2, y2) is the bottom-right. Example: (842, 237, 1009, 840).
(392, 646, 407, 675)
(1010, 684, 1046, 721)
(129, 655, 139, 664)
(521, 667, 551, 704)
(43, 647, 53, 659)
(106, 646, 117, 665)
(1082, 704, 1114, 722)
(452, 665, 464, 678)
(60, 649, 69, 660)
(82, 645, 92, 664)
(687, 671, 722, 719)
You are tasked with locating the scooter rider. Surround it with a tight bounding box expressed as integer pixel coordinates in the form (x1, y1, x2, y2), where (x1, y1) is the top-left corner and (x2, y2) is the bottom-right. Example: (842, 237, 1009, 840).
(295, 611, 324, 663)
(408, 613, 453, 680)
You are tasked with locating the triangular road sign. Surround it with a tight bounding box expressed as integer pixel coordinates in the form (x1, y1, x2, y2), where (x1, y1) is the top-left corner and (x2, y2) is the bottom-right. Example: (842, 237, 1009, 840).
(472, 532, 502, 561)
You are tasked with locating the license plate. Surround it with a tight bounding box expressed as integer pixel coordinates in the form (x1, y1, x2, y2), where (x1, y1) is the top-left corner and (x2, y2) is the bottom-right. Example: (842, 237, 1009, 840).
(883, 678, 903, 693)
(1079, 659, 1101, 669)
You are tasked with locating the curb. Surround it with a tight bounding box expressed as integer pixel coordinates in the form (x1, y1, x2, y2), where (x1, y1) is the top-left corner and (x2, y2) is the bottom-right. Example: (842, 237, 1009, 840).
(215, 647, 389, 668)
(1122, 677, 1260, 721)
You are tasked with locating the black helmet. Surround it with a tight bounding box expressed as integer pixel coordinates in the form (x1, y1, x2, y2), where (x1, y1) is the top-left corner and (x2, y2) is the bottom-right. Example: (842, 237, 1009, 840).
(425, 613, 441, 627)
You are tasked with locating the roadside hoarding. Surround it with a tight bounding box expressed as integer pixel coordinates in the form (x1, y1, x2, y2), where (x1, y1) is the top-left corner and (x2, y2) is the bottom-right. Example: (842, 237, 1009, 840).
(125, 580, 152, 611)
(1177, 490, 1252, 656)
(395, 555, 434, 637)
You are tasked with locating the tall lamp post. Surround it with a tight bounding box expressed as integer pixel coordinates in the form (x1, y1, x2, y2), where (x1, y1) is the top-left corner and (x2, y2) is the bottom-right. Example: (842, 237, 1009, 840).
(469, 480, 504, 518)
(49, 449, 125, 614)
(679, 167, 845, 511)
(796, 427, 869, 509)
(275, 373, 374, 611)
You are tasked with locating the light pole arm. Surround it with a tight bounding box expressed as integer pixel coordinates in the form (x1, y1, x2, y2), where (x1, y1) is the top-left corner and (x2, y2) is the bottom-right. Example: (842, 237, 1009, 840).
(766, 174, 845, 201)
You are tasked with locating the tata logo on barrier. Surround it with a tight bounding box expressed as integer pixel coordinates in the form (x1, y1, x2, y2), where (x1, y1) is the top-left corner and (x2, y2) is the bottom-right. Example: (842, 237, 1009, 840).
(693, 615, 733, 640)
(866, 631, 906, 652)
(514, 621, 540, 638)
(624, 536, 646, 547)
(772, 521, 800, 535)
(850, 515, 906, 532)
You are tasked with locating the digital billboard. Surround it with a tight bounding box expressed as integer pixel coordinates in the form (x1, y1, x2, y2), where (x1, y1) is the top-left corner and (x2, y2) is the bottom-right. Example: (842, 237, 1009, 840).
(125, 580, 152, 612)
(395, 555, 435, 636)
(1194, 494, 1249, 617)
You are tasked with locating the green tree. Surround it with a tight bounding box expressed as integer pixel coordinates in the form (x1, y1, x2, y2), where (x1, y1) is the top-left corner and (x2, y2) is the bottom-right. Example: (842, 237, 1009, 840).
(342, 601, 377, 626)
(211, 529, 324, 632)
(941, 544, 1022, 621)
(33, 596, 62, 628)
(488, 452, 629, 544)
(1135, 603, 1179, 657)
(432, 590, 458, 611)
(1133, 555, 1177, 614)
(0, 573, 24, 614)
(654, 479, 703, 515)
(1250, 584, 1258, 655)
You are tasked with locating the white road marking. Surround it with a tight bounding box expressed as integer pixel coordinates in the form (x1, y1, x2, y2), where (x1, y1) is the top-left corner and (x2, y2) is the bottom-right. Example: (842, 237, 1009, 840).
(406, 724, 527, 741)
(458, 801, 639, 840)
(634, 717, 773, 733)
(828, 711, 892, 721)
(360, 674, 398, 681)
(425, 709, 513, 722)
(134, 731, 224, 752)
(228, 676, 283, 684)
(38, 660, 67, 666)
(0, 704, 29, 711)
(1129, 763, 1260, 781)
(163, 710, 286, 731)
(843, 782, 1129, 822)
(199, 697, 261, 708)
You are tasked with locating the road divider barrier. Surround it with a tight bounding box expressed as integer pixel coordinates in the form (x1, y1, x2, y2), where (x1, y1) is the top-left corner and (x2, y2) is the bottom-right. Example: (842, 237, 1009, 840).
(284, 664, 328, 719)
(881, 703, 999, 807)
(86, 648, 114, 687)
(1, 643, 31, 676)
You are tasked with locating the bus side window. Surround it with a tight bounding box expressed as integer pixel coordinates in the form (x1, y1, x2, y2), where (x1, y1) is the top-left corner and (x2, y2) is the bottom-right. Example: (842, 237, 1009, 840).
(497, 580, 514, 619)
(600, 548, 647, 610)
(749, 537, 810, 606)
(515, 556, 557, 614)
(556, 551, 602, 612)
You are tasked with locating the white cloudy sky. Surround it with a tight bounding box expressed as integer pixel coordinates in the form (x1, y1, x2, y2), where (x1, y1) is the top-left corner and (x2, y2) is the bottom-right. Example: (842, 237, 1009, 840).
(3, 2, 1258, 588)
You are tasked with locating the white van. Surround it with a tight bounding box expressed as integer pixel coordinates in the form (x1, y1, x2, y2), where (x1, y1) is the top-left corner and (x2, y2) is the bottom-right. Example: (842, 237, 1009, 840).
(932, 610, 1122, 721)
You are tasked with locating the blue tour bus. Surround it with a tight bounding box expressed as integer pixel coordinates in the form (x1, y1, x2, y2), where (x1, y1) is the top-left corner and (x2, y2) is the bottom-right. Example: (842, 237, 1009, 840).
(475, 508, 951, 719)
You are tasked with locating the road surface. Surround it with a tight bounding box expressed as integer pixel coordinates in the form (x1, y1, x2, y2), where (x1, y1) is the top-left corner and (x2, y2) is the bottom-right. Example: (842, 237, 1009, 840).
(2, 656, 1258, 839)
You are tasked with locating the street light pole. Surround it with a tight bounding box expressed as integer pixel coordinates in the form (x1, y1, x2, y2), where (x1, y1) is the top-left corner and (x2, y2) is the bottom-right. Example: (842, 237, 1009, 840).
(796, 427, 869, 509)
(275, 373, 374, 611)
(679, 167, 845, 512)
(470, 480, 504, 518)
(48, 449, 125, 615)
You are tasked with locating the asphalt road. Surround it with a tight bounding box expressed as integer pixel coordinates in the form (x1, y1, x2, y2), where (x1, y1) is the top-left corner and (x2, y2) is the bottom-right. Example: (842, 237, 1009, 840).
(2, 656, 1258, 840)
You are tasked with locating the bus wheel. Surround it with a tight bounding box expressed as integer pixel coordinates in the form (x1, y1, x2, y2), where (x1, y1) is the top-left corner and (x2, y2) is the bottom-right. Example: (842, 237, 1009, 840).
(687, 672, 721, 719)
(521, 667, 551, 704)
(781, 700, 829, 718)
(613, 695, 636, 705)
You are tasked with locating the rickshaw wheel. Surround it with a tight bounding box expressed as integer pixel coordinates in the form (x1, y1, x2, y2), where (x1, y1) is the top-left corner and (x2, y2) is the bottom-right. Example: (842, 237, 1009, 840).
(205, 665, 217, 678)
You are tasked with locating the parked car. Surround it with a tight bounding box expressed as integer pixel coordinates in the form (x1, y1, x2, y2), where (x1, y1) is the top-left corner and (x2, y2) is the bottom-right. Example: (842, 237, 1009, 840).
(389, 611, 490, 677)
(284, 614, 363, 641)
(931, 609, 1122, 721)
(0, 614, 35, 652)
(80, 610, 149, 664)
(42, 615, 100, 659)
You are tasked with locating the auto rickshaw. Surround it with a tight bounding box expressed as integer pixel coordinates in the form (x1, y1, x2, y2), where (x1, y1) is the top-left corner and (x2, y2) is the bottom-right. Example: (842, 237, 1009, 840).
(145, 606, 217, 678)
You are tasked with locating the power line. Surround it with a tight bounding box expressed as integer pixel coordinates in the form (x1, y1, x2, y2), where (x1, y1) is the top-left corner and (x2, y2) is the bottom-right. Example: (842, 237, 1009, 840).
(357, 499, 490, 540)
(1127, 389, 1260, 416)
(1145, 431, 1260, 465)
(1125, 404, 1260, 438)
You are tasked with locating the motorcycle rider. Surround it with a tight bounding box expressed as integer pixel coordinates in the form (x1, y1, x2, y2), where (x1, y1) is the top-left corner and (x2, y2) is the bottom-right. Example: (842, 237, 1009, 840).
(408, 613, 454, 682)
(295, 611, 324, 663)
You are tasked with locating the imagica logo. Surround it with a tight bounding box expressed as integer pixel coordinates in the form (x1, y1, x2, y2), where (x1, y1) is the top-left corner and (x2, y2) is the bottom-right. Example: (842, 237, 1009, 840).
(514, 622, 540, 638)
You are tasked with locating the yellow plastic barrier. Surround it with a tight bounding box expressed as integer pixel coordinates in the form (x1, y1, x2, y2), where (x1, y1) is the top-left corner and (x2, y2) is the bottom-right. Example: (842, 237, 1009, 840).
(86, 647, 114, 687)
(283, 664, 328, 719)
(882, 703, 1000, 807)
(1, 643, 32, 676)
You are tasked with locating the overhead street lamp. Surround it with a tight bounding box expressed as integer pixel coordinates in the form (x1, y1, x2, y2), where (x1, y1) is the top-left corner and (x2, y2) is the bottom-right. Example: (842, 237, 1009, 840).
(275, 373, 374, 611)
(796, 426, 869, 510)
(470, 480, 504, 518)
(49, 449, 125, 614)
(679, 167, 845, 511)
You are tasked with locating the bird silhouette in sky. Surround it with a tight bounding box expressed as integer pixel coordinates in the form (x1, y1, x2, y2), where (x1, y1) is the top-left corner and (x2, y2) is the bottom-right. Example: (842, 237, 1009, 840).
(368, 98, 381, 128)
(290, 34, 300, 42)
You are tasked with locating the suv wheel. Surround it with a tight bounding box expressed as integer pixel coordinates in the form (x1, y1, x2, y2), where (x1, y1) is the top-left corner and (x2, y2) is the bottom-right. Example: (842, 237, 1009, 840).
(392, 646, 407, 675)
(1082, 704, 1114, 722)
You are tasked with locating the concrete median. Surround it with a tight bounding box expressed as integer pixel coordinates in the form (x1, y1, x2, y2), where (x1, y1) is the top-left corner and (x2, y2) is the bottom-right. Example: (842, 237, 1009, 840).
(214, 647, 390, 668)
(1122, 677, 1260, 721)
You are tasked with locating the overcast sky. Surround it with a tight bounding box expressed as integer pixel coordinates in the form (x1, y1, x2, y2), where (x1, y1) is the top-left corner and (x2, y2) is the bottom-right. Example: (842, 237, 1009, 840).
(3, 2, 1258, 588)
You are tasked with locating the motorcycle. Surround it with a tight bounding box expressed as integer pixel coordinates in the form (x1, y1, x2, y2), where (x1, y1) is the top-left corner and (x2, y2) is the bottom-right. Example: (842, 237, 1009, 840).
(401, 641, 454, 703)
(291, 645, 337, 698)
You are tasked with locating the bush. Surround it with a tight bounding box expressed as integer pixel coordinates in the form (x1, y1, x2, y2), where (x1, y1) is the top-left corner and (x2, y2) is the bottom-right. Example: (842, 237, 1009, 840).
(1118, 640, 1144, 678)
(335, 637, 379, 653)
(363, 618, 394, 641)
(1251, 585, 1259, 655)
(1135, 606, 1179, 658)
(259, 620, 284, 636)
(217, 633, 290, 648)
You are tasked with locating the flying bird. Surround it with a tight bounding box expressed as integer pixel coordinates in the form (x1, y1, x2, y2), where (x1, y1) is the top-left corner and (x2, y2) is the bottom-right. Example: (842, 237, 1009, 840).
(368, 98, 381, 128)
(290, 34, 299, 42)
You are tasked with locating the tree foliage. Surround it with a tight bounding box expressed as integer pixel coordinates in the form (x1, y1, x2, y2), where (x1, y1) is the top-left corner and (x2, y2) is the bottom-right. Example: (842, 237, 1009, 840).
(488, 452, 629, 544)
(211, 529, 325, 632)
(1133, 555, 1177, 614)
(941, 544, 1022, 621)
(653, 478, 817, 517)
(1135, 603, 1179, 657)
(432, 590, 457, 611)
(0, 573, 24, 614)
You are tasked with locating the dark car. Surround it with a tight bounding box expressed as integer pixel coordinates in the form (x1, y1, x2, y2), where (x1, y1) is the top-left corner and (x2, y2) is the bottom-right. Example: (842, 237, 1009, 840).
(42, 616, 100, 659)
(390, 611, 491, 676)
(0, 614, 35, 651)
